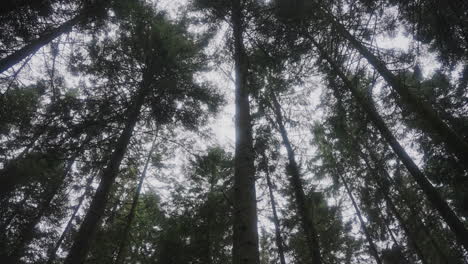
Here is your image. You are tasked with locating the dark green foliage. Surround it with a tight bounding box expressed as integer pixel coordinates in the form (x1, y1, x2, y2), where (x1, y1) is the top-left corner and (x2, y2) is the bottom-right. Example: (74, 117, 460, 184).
(0, 83, 43, 136)
(1, 0, 468, 263)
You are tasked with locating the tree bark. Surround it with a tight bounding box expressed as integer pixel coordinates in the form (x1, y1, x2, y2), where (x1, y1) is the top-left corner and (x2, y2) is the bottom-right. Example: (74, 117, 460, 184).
(64, 79, 150, 264)
(231, 1, 260, 264)
(113, 136, 157, 264)
(314, 8, 468, 167)
(270, 92, 322, 264)
(262, 153, 287, 264)
(309, 36, 468, 252)
(0, 13, 85, 74)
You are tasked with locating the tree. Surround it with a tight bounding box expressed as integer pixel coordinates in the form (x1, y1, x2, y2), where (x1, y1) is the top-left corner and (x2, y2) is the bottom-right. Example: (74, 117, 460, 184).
(0, 0, 109, 74)
(193, 1, 261, 263)
(63, 2, 222, 262)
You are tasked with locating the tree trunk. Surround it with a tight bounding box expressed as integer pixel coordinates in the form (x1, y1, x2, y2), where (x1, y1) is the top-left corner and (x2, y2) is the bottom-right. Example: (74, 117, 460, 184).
(231, 1, 260, 264)
(339, 174, 382, 264)
(46, 172, 97, 264)
(113, 136, 157, 264)
(0, 13, 85, 74)
(270, 92, 322, 264)
(2, 159, 74, 264)
(383, 191, 429, 264)
(262, 153, 287, 264)
(309, 36, 468, 251)
(64, 80, 150, 264)
(315, 8, 468, 166)
(362, 144, 457, 264)
(381, 219, 405, 259)
(360, 156, 429, 264)
(332, 83, 422, 264)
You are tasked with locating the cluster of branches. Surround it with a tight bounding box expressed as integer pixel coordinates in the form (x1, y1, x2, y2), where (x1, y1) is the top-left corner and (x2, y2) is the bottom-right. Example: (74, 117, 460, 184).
(0, 0, 467, 264)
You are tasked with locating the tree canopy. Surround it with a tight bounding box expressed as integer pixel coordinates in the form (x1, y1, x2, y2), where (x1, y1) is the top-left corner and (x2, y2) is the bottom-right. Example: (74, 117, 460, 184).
(1, 0, 467, 264)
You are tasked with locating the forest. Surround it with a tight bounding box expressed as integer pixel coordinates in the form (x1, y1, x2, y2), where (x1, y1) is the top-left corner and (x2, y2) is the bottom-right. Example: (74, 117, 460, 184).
(0, 0, 467, 263)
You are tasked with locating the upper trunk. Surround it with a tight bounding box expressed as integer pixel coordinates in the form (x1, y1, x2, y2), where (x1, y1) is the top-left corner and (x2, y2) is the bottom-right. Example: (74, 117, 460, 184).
(64, 78, 150, 264)
(114, 137, 157, 264)
(262, 153, 287, 264)
(308, 36, 468, 252)
(270, 92, 323, 264)
(339, 174, 382, 264)
(362, 151, 450, 264)
(0, 13, 85, 74)
(231, 1, 260, 263)
(316, 7, 468, 167)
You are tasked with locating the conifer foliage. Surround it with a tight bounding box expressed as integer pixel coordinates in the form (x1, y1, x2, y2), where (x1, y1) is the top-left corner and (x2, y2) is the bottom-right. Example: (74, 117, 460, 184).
(1, 0, 467, 264)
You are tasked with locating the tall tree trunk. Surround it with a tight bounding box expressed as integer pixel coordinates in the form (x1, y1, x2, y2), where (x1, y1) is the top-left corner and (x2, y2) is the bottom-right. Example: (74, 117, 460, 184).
(64, 80, 151, 264)
(46, 172, 97, 264)
(231, 1, 260, 264)
(262, 153, 287, 264)
(0, 13, 85, 74)
(332, 83, 424, 264)
(339, 174, 382, 264)
(383, 190, 429, 264)
(313, 8, 468, 166)
(362, 144, 457, 264)
(270, 92, 322, 264)
(113, 136, 157, 264)
(360, 156, 429, 264)
(309, 36, 468, 251)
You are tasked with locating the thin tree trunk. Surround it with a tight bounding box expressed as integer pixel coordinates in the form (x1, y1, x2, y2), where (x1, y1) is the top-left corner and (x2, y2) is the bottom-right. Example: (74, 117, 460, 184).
(270, 92, 322, 264)
(309, 36, 468, 251)
(231, 0, 260, 264)
(2, 159, 75, 264)
(113, 136, 157, 264)
(4, 133, 95, 263)
(381, 217, 415, 264)
(206, 209, 213, 264)
(313, 8, 468, 166)
(64, 80, 150, 264)
(262, 153, 287, 264)
(382, 219, 401, 252)
(360, 156, 429, 264)
(363, 145, 456, 264)
(383, 191, 429, 264)
(46, 172, 97, 264)
(332, 83, 424, 264)
(339, 174, 382, 264)
(0, 13, 85, 74)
